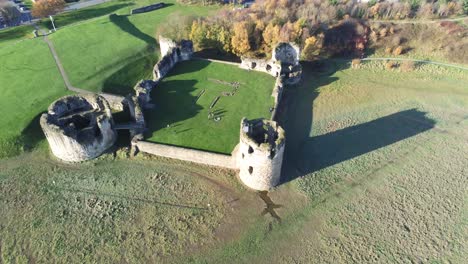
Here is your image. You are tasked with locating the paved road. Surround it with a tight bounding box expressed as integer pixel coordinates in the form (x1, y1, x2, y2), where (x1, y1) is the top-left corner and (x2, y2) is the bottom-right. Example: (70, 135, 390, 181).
(64, 0, 111, 11)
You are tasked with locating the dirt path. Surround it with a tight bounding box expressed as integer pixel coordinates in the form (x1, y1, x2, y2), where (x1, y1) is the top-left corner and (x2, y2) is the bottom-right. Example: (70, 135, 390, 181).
(333, 57, 468, 71)
(35, 24, 126, 104)
(35, 24, 92, 94)
(362, 57, 468, 70)
(369, 16, 467, 24)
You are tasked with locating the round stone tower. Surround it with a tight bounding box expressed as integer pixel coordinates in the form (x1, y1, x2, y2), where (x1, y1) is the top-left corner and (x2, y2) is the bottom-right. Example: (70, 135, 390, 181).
(40, 94, 117, 162)
(237, 118, 286, 191)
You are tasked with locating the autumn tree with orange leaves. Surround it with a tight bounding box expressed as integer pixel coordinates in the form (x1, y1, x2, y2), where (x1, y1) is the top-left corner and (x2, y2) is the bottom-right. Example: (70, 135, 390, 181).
(32, 0, 65, 18)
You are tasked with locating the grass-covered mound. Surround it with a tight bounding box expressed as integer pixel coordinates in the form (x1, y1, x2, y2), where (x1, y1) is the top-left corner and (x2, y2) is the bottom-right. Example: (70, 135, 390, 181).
(48, 0, 217, 93)
(0, 39, 68, 158)
(145, 60, 276, 154)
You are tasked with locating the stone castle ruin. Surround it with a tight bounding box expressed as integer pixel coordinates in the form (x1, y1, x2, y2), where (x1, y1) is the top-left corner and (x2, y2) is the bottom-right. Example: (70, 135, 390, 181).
(40, 94, 117, 162)
(40, 37, 302, 191)
(237, 119, 286, 191)
(240, 42, 302, 85)
(153, 37, 193, 82)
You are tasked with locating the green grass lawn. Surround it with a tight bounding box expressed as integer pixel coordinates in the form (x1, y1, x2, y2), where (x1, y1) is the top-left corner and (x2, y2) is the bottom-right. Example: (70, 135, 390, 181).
(0, 25, 35, 48)
(145, 60, 276, 154)
(186, 61, 468, 263)
(39, 0, 136, 30)
(0, 153, 230, 263)
(48, 0, 218, 94)
(0, 62, 467, 263)
(0, 39, 68, 158)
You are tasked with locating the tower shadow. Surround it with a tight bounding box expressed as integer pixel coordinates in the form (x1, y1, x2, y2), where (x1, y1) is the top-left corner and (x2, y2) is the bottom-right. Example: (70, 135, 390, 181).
(109, 14, 155, 45)
(278, 60, 436, 183)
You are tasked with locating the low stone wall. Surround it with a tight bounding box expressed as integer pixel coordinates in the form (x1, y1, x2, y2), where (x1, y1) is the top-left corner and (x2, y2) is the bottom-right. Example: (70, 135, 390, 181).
(130, 3, 165, 15)
(135, 141, 237, 169)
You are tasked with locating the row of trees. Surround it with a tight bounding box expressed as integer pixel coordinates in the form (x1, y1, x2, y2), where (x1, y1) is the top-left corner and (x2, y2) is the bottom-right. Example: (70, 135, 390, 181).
(162, 0, 373, 59)
(31, 0, 65, 18)
(163, 0, 466, 60)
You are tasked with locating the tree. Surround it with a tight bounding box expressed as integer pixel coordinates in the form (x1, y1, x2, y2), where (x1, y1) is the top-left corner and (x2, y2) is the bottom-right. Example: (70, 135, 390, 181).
(189, 20, 208, 50)
(157, 13, 194, 42)
(302, 36, 321, 60)
(463, 0, 468, 14)
(231, 22, 251, 56)
(0, 0, 20, 26)
(32, 0, 65, 18)
(262, 23, 281, 50)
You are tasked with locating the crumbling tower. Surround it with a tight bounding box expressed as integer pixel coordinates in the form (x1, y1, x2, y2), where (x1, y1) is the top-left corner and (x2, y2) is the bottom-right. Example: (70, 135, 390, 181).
(40, 94, 117, 162)
(237, 118, 286, 191)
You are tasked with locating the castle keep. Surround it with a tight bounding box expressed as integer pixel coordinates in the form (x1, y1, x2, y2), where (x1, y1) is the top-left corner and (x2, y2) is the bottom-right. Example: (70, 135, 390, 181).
(40, 38, 302, 191)
(40, 94, 117, 162)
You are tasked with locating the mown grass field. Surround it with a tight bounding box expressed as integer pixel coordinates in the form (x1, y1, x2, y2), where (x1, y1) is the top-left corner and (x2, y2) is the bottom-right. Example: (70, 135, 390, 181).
(0, 25, 35, 47)
(48, 0, 218, 94)
(0, 39, 68, 158)
(0, 0, 217, 157)
(0, 62, 467, 263)
(145, 60, 276, 154)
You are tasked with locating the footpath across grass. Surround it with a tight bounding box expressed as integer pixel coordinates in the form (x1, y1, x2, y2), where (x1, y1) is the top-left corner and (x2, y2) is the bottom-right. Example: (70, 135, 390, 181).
(145, 60, 276, 154)
(48, 0, 218, 93)
(0, 39, 68, 157)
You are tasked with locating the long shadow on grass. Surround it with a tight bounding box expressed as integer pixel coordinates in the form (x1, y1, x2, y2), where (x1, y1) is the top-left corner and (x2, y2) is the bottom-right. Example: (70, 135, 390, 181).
(41, 3, 133, 29)
(279, 60, 436, 184)
(102, 50, 158, 95)
(21, 113, 44, 150)
(144, 79, 203, 137)
(109, 14, 155, 45)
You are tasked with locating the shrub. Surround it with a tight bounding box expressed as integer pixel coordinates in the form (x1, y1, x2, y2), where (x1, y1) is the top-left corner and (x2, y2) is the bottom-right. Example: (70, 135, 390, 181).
(385, 47, 392, 54)
(401, 60, 415, 72)
(385, 61, 398, 70)
(393, 46, 404, 56)
(379, 28, 388, 37)
(392, 36, 401, 46)
(352, 59, 361, 69)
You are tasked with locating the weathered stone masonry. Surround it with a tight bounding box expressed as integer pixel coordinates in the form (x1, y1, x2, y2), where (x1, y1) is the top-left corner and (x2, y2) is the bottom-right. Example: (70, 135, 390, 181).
(40, 94, 117, 162)
(41, 38, 301, 191)
(236, 119, 286, 191)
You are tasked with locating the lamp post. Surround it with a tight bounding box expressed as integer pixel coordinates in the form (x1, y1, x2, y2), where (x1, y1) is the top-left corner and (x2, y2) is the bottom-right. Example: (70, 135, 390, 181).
(49, 15, 56, 31)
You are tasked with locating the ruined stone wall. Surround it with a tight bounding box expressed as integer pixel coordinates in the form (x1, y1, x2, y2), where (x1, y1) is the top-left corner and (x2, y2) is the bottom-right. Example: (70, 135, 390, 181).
(237, 119, 285, 191)
(273, 42, 300, 65)
(134, 141, 236, 169)
(99, 92, 126, 111)
(270, 76, 285, 120)
(124, 95, 146, 142)
(153, 37, 193, 82)
(240, 42, 302, 85)
(40, 95, 117, 162)
(239, 58, 282, 77)
(133, 79, 156, 109)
